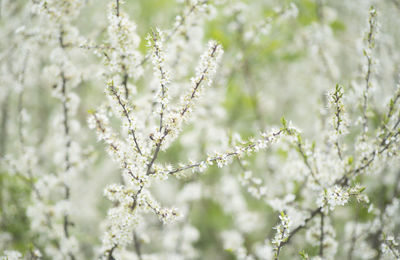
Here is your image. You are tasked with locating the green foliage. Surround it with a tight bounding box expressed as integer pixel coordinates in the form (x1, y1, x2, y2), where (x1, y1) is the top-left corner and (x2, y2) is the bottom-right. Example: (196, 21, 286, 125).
(0, 172, 31, 253)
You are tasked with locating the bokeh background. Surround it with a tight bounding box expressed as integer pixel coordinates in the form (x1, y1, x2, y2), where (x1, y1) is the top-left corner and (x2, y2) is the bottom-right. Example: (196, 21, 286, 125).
(1, 0, 400, 259)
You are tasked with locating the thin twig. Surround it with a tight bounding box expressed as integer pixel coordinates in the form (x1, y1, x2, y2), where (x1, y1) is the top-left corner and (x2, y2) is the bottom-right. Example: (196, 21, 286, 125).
(319, 213, 324, 257)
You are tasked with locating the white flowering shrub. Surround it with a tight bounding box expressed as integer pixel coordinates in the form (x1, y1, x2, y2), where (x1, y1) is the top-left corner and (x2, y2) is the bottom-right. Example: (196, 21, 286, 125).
(1, 0, 400, 259)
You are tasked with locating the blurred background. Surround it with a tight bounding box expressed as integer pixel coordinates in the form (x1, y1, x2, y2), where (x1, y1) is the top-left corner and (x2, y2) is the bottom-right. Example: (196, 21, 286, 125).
(1, 0, 400, 259)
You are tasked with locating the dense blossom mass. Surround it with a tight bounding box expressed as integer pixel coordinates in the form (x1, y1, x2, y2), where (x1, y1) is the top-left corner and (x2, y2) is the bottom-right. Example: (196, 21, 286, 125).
(0, 0, 400, 260)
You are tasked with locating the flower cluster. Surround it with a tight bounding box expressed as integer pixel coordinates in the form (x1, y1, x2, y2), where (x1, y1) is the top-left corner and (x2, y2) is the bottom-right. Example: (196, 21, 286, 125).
(272, 212, 291, 259)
